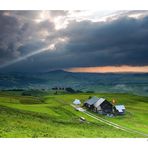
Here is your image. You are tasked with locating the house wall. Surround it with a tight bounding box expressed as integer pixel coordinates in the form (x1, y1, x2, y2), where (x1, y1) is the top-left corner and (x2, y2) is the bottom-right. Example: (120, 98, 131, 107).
(96, 106, 101, 111)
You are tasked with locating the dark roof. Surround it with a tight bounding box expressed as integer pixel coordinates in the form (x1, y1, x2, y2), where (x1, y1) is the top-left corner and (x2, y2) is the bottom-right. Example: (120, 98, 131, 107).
(84, 96, 99, 105)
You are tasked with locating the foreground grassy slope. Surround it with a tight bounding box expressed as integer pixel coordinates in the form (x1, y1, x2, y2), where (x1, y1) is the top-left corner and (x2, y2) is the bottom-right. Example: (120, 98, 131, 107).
(0, 91, 147, 137)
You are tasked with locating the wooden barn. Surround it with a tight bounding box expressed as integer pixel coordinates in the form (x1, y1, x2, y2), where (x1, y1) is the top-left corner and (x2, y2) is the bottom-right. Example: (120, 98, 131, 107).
(83, 96, 113, 114)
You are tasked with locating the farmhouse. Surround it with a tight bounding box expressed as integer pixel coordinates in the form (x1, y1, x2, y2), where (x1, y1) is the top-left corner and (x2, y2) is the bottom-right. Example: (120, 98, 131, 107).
(114, 105, 126, 115)
(83, 96, 113, 114)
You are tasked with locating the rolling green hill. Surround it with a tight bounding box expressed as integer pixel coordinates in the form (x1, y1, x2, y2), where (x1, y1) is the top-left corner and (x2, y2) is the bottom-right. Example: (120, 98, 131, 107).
(0, 90, 147, 137)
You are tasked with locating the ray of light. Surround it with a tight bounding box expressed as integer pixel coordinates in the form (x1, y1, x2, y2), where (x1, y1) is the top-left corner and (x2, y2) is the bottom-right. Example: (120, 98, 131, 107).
(0, 35, 68, 69)
(0, 45, 54, 69)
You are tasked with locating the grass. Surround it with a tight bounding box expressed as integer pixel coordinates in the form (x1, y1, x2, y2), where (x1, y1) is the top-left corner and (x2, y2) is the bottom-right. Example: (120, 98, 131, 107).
(0, 91, 147, 137)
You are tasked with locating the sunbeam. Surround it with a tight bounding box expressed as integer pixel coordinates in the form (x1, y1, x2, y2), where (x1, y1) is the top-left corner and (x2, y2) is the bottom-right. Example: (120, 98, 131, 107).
(0, 45, 54, 69)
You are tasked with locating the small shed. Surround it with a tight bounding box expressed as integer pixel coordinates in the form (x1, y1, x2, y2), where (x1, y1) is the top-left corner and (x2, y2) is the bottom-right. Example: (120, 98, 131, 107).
(73, 99, 81, 105)
(114, 105, 126, 115)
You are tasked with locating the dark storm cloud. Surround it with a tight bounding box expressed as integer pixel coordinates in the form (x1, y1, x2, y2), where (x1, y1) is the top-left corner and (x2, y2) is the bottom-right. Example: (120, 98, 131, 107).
(0, 11, 20, 62)
(0, 10, 148, 72)
(0, 11, 55, 64)
(59, 16, 148, 67)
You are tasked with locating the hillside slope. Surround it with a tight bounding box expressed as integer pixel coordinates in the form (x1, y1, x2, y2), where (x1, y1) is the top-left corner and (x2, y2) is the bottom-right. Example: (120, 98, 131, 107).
(0, 91, 147, 137)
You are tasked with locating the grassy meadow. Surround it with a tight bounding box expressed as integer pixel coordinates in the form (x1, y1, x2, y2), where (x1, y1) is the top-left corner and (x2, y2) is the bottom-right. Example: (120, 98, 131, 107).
(0, 90, 148, 138)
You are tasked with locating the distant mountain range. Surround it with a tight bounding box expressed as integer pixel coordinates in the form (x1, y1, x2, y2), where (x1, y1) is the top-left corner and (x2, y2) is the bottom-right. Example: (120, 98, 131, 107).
(0, 70, 148, 96)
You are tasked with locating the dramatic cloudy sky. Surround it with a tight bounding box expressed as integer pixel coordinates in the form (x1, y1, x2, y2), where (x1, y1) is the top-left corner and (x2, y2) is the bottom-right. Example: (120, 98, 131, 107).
(0, 10, 148, 73)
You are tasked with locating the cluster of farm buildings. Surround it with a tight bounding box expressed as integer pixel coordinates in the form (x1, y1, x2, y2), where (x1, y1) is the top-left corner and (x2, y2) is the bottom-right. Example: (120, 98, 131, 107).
(73, 96, 126, 115)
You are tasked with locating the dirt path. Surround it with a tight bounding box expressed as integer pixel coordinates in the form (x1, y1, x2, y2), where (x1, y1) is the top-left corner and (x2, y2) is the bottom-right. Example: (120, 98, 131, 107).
(71, 104, 148, 137)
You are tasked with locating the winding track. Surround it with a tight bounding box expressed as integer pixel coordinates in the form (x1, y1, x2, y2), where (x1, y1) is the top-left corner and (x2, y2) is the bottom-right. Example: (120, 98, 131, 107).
(70, 104, 148, 137)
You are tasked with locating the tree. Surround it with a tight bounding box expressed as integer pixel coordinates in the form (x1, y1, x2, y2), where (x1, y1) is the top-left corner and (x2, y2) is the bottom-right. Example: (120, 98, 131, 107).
(65, 87, 75, 93)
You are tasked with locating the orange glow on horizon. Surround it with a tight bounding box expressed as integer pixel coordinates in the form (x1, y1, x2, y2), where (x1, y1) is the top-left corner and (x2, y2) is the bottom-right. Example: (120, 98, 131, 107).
(65, 66, 148, 73)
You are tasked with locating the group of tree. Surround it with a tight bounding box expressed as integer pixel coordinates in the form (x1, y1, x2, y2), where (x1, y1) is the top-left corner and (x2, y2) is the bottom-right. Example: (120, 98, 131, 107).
(52, 87, 65, 90)
(52, 87, 95, 94)
(64, 87, 83, 93)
